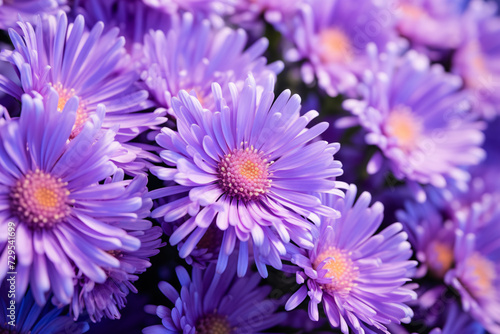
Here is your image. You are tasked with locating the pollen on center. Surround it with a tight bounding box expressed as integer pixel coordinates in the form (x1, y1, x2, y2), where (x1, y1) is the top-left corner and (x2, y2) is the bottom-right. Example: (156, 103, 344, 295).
(9, 169, 71, 228)
(385, 105, 423, 151)
(196, 312, 232, 334)
(318, 28, 353, 64)
(218, 144, 272, 201)
(52, 82, 89, 138)
(313, 247, 358, 295)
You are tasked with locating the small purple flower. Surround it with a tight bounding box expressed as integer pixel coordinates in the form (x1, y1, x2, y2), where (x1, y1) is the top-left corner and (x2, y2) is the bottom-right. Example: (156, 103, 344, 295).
(397, 200, 455, 279)
(0, 92, 149, 306)
(285, 184, 417, 333)
(284, 0, 399, 96)
(71, 226, 165, 322)
(140, 11, 283, 115)
(0, 288, 89, 334)
(445, 195, 500, 333)
(343, 44, 486, 201)
(0, 0, 67, 29)
(143, 260, 286, 333)
(0, 12, 164, 143)
(395, 0, 472, 57)
(452, 1, 500, 119)
(151, 74, 343, 277)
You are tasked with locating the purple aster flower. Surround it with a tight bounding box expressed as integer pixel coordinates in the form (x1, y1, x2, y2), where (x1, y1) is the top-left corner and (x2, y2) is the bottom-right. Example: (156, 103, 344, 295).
(0, 11, 164, 144)
(70, 226, 165, 322)
(285, 184, 417, 334)
(452, 1, 500, 119)
(284, 0, 399, 96)
(342, 43, 486, 201)
(397, 200, 455, 279)
(0, 91, 149, 306)
(445, 195, 500, 333)
(151, 74, 343, 277)
(0, 0, 67, 29)
(143, 259, 286, 333)
(0, 288, 89, 334)
(395, 0, 472, 57)
(140, 11, 283, 116)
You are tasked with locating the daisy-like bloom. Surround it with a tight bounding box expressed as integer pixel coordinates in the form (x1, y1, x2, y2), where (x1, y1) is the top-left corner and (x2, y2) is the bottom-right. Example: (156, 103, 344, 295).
(394, 0, 471, 57)
(0, 0, 67, 29)
(452, 1, 500, 119)
(0, 289, 89, 334)
(71, 226, 165, 322)
(397, 200, 455, 279)
(143, 259, 286, 333)
(445, 195, 500, 333)
(0, 91, 149, 307)
(284, 0, 399, 96)
(152, 74, 343, 277)
(0, 11, 163, 143)
(342, 43, 486, 201)
(285, 184, 417, 334)
(140, 12, 283, 115)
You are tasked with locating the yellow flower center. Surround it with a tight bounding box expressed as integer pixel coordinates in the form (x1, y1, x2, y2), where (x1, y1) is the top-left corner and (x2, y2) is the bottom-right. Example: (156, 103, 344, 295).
(10, 169, 71, 228)
(426, 240, 453, 278)
(385, 106, 423, 151)
(313, 247, 358, 295)
(52, 82, 88, 138)
(318, 28, 353, 64)
(196, 313, 232, 334)
(465, 252, 496, 298)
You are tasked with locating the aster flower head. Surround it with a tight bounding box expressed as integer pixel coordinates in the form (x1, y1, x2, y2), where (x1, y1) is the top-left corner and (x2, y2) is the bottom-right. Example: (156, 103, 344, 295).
(397, 200, 455, 279)
(285, 184, 417, 334)
(395, 0, 472, 56)
(140, 11, 284, 115)
(285, 0, 399, 96)
(0, 11, 163, 143)
(0, 0, 67, 29)
(445, 195, 500, 333)
(143, 259, 286, 334)
(342, 43, 486, 201)
(151, 74, 343, 277)
(71, 226, 165, 322)
(452, 1, 500, 119)
(0, 91, 151, 307)
(0, 289, 89, 334)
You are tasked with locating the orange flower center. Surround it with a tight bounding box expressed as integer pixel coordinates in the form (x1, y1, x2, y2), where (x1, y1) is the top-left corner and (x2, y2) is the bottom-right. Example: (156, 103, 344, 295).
(385, 106, 423, 151)
(318, 28, 353, 64)
(313, 247, 358, 295)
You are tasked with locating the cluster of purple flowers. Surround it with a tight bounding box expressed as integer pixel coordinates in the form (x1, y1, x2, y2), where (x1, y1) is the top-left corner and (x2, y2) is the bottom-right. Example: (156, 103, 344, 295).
(0, 1, 498, 333)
